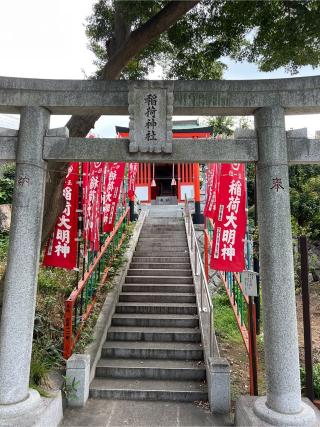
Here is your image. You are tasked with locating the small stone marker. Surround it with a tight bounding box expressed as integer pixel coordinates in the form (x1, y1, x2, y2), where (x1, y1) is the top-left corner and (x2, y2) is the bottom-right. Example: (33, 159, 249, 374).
(129, 81, 173, 153)
(242, 270, 258, 297)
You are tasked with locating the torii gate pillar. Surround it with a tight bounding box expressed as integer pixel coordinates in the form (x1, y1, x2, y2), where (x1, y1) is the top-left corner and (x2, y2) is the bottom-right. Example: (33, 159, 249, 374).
(0, 107, 50, 422)
(236, 106, 316, 425)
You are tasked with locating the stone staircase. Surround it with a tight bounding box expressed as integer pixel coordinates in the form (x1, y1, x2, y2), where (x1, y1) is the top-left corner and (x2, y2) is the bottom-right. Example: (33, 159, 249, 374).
(89, 216, 207, 402)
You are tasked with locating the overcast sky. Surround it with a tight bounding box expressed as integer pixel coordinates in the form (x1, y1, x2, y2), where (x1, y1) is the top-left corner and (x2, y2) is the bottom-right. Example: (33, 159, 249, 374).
(1, 0, 320, 136)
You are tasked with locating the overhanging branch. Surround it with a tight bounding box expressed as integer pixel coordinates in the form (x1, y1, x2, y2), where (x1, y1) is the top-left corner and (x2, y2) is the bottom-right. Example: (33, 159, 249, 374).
(102, 0, 200, 79)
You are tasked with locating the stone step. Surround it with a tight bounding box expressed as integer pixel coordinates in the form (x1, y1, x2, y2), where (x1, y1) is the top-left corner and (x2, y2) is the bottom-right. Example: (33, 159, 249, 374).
(132, 256, 190, 264)
(137, 237, 187, 242)
(143, 226, 184, 229)
(135, 246, 189, 253)
(143, 219, 184, 223)
(102, 341, 203, 360)
(130, 263, 191, 270)
(106, 326, 201, 342)
(111, 313, 199, 328)
(127, 269, 192, 277)
(119, 292, 196, 303)
(122, 284, 194, 294)
(142, 224, 185, 227)
(90, 378, 207, 402)
(135, 246, 188, 253)
(134, 251, 189, 258)
(136, 245, 189, 252)
(95, 359, 206, 381)
(139, 234, 186, 239)
(142, 231, 185, 235)
(140, 229, 185, 233)
(115, 302, 198, 315)
(143, 222, 184, 228)
(125, 276, 193, 284)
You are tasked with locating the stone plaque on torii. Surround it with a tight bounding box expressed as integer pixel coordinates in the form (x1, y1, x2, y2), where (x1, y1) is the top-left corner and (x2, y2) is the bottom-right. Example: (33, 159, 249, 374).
(128, 81, 173, 153)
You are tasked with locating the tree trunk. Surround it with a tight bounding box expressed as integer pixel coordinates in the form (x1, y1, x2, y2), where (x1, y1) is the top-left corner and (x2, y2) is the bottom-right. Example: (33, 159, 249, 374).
(41, 0, 199, 247)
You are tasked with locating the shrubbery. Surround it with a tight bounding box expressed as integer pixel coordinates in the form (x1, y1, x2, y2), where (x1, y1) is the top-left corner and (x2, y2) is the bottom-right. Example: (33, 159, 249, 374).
(0, 163, 15, 204)
(301, 363, 320, 399)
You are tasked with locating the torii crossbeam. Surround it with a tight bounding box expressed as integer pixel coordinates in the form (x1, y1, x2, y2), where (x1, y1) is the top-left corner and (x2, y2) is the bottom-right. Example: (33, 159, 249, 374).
(0, 75, 319, 426)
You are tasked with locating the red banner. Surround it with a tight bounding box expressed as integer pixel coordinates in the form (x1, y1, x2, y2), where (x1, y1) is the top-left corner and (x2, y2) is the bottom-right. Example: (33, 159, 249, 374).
(128, 163, 138, 200)
(43, 163, 79, 269)
(204, 163, 220, 219)
(82, 162, 90, 246)
(102, 162, 126, 232)
(210, 163, 247, 272)
(83, 162, 104, 252)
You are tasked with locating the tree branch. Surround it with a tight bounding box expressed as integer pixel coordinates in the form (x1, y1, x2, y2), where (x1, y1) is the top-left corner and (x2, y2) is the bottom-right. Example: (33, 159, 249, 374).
(49, 0, 199, 247)
(102, 0, 200, 79)
(67, 0, 200, 136)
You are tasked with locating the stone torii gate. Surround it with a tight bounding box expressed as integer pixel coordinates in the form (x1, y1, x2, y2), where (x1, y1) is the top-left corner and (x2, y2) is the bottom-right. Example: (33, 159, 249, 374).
(0, 76, 320, 426)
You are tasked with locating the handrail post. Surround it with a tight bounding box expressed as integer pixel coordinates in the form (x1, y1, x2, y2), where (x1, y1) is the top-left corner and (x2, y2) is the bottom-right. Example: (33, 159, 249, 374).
(190, 227, 194, 251)
(63, 299, 73, 359)
(200, 271, 203, 312)
(194, 246, 198, 275)
(210, 305, 213, 358)
(204, 230, 209, 280)
(184, 195, 215, 365)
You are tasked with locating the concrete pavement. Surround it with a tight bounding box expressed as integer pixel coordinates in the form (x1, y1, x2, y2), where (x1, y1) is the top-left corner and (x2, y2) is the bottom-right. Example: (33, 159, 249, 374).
(61, 399, 232, 427)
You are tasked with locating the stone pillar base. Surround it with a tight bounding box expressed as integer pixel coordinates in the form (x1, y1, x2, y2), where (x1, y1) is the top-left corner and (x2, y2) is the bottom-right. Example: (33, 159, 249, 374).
(66, 354, 90, 407)
(0, 389, 40, 419)
(0, 389, 63, 427)
(207, 357, 230, 414)
(235, 396, 319, 427)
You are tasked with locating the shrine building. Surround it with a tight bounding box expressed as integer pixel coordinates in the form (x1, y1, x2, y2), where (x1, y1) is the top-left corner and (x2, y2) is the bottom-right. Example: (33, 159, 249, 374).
(116, 120, 213, 204)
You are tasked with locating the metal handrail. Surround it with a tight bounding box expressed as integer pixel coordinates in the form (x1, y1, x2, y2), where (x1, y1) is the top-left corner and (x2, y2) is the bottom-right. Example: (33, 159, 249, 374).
(183, 196, 215, 358)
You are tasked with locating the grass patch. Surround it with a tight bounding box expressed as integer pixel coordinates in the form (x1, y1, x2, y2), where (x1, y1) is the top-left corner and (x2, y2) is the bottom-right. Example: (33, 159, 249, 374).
(213, 287, 242, 344)
(0, 232, 9, 261)
(213, 283, 267, 402)
(301, 363, 320, 399)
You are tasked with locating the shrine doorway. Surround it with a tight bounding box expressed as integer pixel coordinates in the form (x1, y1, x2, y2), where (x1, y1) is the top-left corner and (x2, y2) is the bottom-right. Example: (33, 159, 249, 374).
(151, 163, 178, 200)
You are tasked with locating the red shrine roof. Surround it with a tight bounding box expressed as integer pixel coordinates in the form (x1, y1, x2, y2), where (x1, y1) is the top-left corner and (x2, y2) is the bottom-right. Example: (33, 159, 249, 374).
(115, 126, 213, 139)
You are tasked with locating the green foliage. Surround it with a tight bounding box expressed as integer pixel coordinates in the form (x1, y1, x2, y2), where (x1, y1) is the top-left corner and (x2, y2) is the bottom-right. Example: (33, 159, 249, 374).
(37, 268, 76, 296)
(245, 163, 320, 243)
(289, 165, 320, 240)
(25, 267, 78, 389)
(207, 116, 234, 137)
(301, 363, 320, 399)
(62, 376, 80, 400)
(0, 164, 15, 204)
(208, 1, 320, 74)
(0, 232, 9, 262)
(30, 344, 52, 388)
(213, 287, 242, 344)
(86, 1, 320, 80)
(239, 117, 253, 130)
(246, 163, 255, 213)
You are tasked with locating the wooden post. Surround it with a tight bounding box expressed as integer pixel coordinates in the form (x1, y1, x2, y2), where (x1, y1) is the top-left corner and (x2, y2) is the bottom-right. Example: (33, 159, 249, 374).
(248, 298, 259, 396)
(193, 163, 203, 224)
(253, 168, 261, 335)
